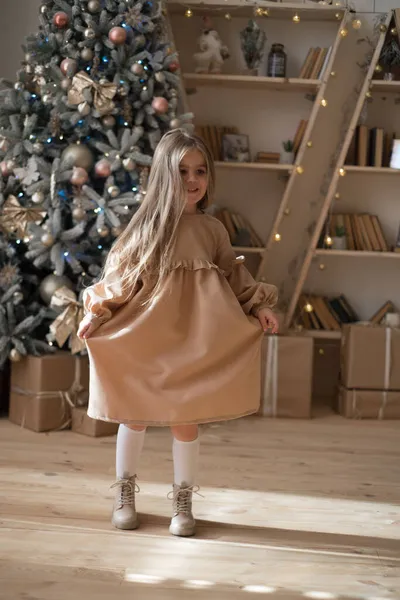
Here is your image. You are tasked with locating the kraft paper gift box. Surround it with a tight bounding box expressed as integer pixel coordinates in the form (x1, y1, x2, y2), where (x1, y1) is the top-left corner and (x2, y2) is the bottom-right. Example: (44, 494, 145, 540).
(341, 325, 400, 390)
(71, 407, 118, 437)
(313, 339, 341, 407)
(9, 353, 89, 432)
(259, 335, 313, 418)
(338, 387, 400, 419)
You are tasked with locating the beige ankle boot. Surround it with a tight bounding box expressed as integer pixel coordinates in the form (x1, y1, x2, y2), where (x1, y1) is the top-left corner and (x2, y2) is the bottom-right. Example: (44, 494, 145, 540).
(111, 475, 140, 530)
(168, 483, 201, 537)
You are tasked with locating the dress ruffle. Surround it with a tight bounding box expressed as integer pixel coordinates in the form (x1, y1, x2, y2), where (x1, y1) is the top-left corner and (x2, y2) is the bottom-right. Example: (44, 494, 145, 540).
(169, 258, 225, 276)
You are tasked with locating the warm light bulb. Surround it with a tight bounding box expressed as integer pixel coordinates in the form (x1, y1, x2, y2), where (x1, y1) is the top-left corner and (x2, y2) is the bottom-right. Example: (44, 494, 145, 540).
(352, 19, 362, 29)
(391, 27, 397, 35)
(254, 7, 264, 17)
(335, 12, 342, 20)
(306, 141, 313, 148)
(320, 98, 328, 107)
(340, 28, 348, 37)
(339, 168, 346, 176)
(319, 264, 326, 271)
(335, 192, 340, 199)
(296, 165, 304, 174)
(262, 9, 269, 17)
(366, 90, 372, 98)
(330, 71, 336, 77)
(224, 12, 231, 20)
(274, 233, 281, 241)
(325, 236, 333, 246)
(380, 24, 387, 33)
(319, 347, 325, 354)
(375, 64, 383, 73)
(185, 8, 193, 17)
(304, 303, 314, 313)
(293, 13, 300, 23)
(284, 208, 291, 215)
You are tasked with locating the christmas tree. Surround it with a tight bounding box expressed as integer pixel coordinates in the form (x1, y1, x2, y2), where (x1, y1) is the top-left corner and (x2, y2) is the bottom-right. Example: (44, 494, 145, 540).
(0, 0, 192, 366)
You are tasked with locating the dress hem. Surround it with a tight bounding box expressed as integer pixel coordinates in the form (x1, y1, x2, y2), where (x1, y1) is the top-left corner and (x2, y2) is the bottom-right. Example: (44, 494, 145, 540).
(87, 406, 258, 427)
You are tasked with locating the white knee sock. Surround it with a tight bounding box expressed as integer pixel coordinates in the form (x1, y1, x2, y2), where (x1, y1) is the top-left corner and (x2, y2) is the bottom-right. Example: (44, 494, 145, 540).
(116, 425, 146, 479)
(172, 437, 200, 487)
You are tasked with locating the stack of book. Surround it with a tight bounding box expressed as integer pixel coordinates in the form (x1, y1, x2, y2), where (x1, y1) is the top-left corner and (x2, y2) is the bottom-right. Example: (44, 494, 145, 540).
(297, 296, 395, 331)
(194, 125, 238, 161)
(255, 152, 280, 164)
(214, 207, 264, 248)
(345, 125, 397, 167)
(299, 47, 332, 79)
(322, 213, 389, 252)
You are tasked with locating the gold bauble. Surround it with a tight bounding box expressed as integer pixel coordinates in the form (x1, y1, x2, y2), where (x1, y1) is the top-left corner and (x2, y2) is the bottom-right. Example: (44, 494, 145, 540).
(102, 115, 116, 129)
(340, 28, 348, 37)
(41, 233, 55, 247)
(9, 348, 22, 362)
(97, 226, 110, 238)
(111, 226, 123, 237)
(380, 24, 387, 33)
(123, 157, 136, 172)
(61, 144, 94, 171)
(72, 207, 86, 221)
(107, 185, 120, 198)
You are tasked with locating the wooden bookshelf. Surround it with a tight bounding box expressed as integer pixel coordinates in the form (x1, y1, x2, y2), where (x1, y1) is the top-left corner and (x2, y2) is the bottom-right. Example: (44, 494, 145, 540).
(344, 166, 400, 174)
(370, 79, 400, 93)
(215, 161, 292, 172)
(315, 250, 400, 259)
(183, 74, 321, 93)
(233, 246, 266, 254)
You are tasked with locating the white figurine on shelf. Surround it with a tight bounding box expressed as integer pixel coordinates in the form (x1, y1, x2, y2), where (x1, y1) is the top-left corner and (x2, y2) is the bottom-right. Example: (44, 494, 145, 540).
(193, 17, 230, 74)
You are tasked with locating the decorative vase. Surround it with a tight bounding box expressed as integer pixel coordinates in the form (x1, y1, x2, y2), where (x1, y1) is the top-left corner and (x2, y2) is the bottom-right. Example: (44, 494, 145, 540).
(280, 151, 295, 164)
(332, 236, 347, 250)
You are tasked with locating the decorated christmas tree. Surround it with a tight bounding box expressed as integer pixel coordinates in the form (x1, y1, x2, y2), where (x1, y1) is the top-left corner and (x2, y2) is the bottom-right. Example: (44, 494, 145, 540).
(0, 0, 191, 367)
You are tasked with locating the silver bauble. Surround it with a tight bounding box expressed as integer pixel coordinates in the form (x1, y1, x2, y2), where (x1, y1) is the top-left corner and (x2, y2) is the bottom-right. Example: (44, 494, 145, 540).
(25, 65, 34, 75)
(102, 115, 116, 128)
(155, 72, 165, 83)
(13, 291, 24, 304)
(84, 28, 96, 40)
(61, 144, 94, 170)
(32, 191, 45, 204)
(40, 5, 48, 14)
(9, 348, 22, 363)
(131, 63, 144, 75)
(14, 82, 24, 92)
(107, 185, 120, 198)
(81, 47, 94, 61)
(33, 142, 44, 155)
(123, 157, 136, 172)
(97, 226, 109, 238)
(41, 233, 55, 247)
(78, 101, 91, 116)
(88, 0, 101, 13)
(42, 94, 53, 105)
(170, 118, 181, 129)
(39, 273, 74, 305)
(35, 65, 45, 75)
(61, 78, 71, 91)
(72, 206, 86, 221)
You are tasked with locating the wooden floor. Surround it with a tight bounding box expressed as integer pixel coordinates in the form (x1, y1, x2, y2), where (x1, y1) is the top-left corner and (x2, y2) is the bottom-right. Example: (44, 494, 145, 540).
(0, 413, 399, 600)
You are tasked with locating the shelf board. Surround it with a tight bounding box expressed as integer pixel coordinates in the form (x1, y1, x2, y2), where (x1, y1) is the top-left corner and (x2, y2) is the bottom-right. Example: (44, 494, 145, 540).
(233, 246, 266, 254)
(290, 329, 342, 340)
(315, 250, 400, 259)
(183, 73, 321, 93)
(215, 161, 291, 172)
(168, 2, 344, 21)
(370, 79, 400, 93)
(344, 166, 400, 174)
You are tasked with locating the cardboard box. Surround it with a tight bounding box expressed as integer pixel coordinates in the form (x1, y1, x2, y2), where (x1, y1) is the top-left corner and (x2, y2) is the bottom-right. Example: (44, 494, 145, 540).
(313, 339, 341, 407)
(9, 353, 89, 432)
(338, 387, 400, 419)
(341, 325, 400, 390)
(72, 407, 118, 437)
(259, 335, 313, 418)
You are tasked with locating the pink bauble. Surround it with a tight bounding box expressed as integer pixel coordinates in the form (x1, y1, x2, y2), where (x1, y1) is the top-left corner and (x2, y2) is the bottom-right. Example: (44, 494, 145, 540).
(53, 11, 69, 28)
(95, 159, 111, 178)
(0, 161, 9, 177)
(168, 61, 180, 73)
(60, 58, 77, 76)
(71, 167, 89, 186)
(108, 27, 127, 45)
(152, 97, 169, 114)
(131, 63, 144, 75)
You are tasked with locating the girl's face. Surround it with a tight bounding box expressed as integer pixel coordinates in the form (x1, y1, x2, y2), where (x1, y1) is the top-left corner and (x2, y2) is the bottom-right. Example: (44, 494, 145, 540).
(180, 149, 208, 212)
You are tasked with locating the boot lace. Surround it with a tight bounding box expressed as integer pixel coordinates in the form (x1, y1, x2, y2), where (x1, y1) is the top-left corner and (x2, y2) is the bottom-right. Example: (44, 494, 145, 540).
(111, 477, 140, 509)
(167, 485, 203, 515)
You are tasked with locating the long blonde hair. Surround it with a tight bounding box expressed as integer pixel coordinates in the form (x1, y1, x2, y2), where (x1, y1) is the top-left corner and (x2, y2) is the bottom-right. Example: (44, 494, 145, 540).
(102, 128, 215, 303)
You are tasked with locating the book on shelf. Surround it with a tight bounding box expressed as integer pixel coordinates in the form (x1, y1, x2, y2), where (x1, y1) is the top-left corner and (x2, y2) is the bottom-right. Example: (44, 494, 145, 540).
(194, 125, 238, 161)
(297, 294, 359, 331)
(255, 151, 280, 164)
(214, 207, 264, 248)
(299, 47, 332, 80)
(395, 224, 400, 252)
(369, 300, 395, 325)
(293, 119, 308, 155)
(322, 213, 389, 252)
(346, 125, 397, 167)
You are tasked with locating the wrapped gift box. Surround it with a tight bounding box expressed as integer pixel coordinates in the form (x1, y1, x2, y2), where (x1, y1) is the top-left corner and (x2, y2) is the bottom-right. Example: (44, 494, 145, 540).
(313, 339, 341, 407)
(72, 407, 118, 437)
(338, 387, 400, 419)
(341, 325, 400, 390)
(259, 335, 313, 418)
(9, 353, 89, 432)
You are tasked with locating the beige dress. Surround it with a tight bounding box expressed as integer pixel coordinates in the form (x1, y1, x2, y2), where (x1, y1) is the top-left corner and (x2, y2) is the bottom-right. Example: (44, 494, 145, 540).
(83, 213, 278, 426)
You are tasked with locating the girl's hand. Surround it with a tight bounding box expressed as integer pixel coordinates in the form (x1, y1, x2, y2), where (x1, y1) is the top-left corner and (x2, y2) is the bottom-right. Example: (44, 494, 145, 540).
(77, 314, 101, 340)
(257, 308, 279, 334)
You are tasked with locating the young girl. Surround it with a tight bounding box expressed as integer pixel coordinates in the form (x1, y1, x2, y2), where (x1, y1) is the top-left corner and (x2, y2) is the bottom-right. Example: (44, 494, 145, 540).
(77, 129, 278, 537)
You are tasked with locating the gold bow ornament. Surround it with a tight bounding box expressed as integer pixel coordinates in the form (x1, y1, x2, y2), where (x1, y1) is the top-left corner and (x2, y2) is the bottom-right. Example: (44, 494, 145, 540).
(0, 195, 46, 238)
(68, 71, 117, 116)
(49, 286, 86, 355)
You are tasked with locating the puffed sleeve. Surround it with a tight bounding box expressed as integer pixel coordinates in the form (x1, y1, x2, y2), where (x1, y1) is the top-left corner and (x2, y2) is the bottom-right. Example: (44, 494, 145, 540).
(82, 261, 133, 325)
(215, 221, 278, 316)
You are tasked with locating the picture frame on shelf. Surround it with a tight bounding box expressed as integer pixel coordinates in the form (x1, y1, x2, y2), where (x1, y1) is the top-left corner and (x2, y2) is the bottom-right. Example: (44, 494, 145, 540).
(221, 133, 250, 163)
